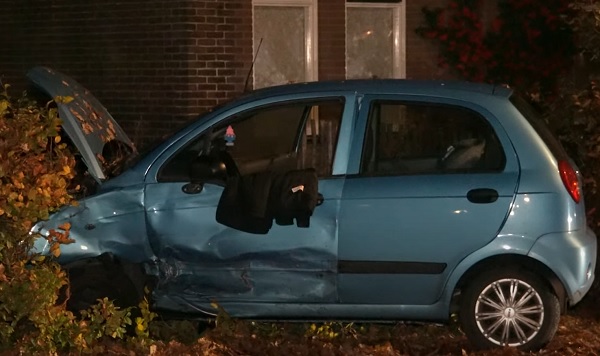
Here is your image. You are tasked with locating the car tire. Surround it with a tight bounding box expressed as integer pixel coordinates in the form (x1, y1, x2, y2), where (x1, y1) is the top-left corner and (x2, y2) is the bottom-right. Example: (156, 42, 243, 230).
(459, 268, 560, 351)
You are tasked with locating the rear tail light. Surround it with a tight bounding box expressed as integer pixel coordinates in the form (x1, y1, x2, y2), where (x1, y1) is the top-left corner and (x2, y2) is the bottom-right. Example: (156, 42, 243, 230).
(558, 160, 581, 203)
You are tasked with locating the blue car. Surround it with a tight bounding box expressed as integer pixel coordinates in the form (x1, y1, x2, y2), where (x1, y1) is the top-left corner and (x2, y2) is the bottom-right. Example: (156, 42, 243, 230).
(30, 66, 596, 351)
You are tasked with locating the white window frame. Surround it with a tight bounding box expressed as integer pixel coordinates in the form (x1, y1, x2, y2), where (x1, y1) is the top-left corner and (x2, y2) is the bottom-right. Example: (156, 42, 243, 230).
(345, 1, 406, 78)
(252, 0, 319, 87)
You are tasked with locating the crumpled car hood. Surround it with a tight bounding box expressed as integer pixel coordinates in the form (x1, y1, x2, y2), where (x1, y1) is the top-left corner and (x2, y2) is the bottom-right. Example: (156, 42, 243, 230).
(26, 66, 136, 182)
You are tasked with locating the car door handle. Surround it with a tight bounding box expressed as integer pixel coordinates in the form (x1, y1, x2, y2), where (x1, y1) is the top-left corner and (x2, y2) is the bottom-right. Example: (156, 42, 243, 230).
(316, 193, 324, 206)
(182, 182, 204, 194)
(467, 188, 498, 204)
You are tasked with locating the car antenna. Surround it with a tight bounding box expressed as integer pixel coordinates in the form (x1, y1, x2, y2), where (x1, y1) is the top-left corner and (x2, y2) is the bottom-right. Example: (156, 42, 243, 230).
(244, 37, 263, 93)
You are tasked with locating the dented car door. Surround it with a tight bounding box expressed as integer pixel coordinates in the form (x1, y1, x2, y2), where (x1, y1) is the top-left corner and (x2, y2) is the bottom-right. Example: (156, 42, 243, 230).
(143, 94, 356, 314)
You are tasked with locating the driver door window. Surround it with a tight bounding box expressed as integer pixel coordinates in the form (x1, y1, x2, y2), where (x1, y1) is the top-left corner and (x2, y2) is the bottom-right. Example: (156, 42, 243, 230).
(218, 105, 307, 176)
(158, 99, 344, 182)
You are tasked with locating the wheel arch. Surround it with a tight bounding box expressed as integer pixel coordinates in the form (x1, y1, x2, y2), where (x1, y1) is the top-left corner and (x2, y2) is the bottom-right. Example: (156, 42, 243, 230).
(63, 252, 151, 309)
(450, 254, 567, 313)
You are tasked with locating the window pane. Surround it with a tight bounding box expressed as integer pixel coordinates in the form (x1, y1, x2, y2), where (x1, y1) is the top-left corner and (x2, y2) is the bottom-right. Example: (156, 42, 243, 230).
(361, 102, 505, 175)
(158, 105, 305, 181)
(346, 7, 394, 79)
(227, 105, 305, 165)
(160, 99, 344, 181)
(254, 6, 306, 88)
(298, 100, 344, 177)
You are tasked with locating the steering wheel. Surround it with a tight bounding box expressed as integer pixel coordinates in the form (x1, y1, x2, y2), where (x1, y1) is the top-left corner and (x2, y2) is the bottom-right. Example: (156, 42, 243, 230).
(213, 149, 240, 178)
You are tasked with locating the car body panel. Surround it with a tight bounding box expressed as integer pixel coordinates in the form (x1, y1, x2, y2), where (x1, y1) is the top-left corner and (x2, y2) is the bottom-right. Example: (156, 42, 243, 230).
(528, 228, 597, 305)
(32, 183, 154, 264)
(26, 66, 136, 182)
(148, 178, 343, 310)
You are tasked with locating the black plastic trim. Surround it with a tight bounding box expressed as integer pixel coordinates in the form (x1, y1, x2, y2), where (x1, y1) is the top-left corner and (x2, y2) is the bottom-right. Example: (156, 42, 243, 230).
(338, 260, 447, 274)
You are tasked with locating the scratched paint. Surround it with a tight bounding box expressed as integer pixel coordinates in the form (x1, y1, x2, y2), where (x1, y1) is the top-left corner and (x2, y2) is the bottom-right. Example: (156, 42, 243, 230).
(28, 66, 344, 317)
(145, 179, 343, 313)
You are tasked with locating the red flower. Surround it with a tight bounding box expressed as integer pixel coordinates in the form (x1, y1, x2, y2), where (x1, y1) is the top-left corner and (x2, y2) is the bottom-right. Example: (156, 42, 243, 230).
(491, 19, 503, 33)
(417, 0, 575, 94)
(436, 12, 446, 27)
(425, 31, 438, 39)
(481, 50, 493, 60)
(462, 6, 472, 17)
(528, 29, 541, 40)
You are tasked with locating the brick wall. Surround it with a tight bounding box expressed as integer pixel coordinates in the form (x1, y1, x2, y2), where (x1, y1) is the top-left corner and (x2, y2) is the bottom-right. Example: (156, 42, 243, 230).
(316, 0, 451, 81)
(318, 0, 346, 81)
(405, 0, 455, 80)
(0, 0, 252, 148)
(0, 0, 458, 147)
(314, 0, 454, 81)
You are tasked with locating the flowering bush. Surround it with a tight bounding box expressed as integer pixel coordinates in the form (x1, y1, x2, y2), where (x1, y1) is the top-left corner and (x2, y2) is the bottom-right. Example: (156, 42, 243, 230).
(0, 84, 145, 353)
(419, 1, 600, 290)
(417, 0, 576, 94)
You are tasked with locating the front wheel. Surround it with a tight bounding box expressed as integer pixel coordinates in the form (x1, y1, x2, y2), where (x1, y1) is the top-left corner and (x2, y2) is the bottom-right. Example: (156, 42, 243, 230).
(62, 254, 145, 313)
(67, 267, 139, 312)
(459, 269, 560, 351)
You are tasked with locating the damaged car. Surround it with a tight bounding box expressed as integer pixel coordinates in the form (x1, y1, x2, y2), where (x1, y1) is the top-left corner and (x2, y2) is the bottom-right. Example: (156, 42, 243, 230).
(29, 66, 596, 351)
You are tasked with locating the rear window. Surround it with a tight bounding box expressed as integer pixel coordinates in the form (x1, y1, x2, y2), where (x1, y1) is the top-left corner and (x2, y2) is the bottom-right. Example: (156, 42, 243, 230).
(510, 95, 568, 160)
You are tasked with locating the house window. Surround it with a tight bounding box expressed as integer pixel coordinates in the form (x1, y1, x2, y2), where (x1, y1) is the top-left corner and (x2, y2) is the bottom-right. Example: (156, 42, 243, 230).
(346, 1, 405, 79)
(252, 0, 318, 89)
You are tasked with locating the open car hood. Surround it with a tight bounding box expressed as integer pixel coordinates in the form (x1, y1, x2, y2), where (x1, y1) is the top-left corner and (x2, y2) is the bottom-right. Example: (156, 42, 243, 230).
(26, 66, 137, 182)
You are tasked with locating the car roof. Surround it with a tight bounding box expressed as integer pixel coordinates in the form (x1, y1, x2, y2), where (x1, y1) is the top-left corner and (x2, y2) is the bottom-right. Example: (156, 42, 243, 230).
(243, 79, 513, 101)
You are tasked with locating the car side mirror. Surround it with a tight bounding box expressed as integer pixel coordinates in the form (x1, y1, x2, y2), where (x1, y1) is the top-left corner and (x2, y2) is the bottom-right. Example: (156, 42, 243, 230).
(182, 155, 227, 195)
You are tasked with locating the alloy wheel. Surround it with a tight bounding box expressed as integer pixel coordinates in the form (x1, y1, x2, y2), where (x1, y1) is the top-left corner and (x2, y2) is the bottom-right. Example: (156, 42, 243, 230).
(474, 278, 544, 347)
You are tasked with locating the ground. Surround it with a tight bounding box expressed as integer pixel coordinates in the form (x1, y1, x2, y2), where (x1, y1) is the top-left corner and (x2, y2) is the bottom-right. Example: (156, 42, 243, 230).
(75, 286, 600, 356)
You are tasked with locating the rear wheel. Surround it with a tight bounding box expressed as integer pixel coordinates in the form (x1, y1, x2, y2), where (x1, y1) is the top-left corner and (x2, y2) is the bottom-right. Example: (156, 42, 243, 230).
(459, 269, 560, 351)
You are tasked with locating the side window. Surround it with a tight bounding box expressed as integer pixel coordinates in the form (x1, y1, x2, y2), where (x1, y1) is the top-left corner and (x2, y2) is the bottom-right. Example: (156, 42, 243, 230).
(225, 105, 306, 173)
(158, 99, 344, 182)
(361, 102, 505, 176)
(297, 100, 344, 177)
